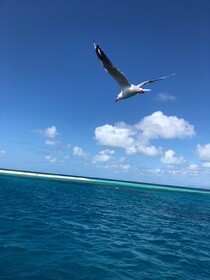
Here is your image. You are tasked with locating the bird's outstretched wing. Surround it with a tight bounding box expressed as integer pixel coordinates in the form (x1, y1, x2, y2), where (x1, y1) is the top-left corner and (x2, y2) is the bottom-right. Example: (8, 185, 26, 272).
(138, 73, 175, 87)
(94, 42, 131, 89)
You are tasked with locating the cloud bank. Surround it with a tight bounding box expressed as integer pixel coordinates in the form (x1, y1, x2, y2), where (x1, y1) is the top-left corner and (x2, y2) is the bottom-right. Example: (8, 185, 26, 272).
(95, 111, 195, 157)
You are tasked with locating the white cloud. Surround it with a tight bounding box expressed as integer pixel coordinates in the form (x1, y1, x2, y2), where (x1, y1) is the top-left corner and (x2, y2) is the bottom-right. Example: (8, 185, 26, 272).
(121, 164, 130, 170)
(161, 149, 185, 165)
(0, 150, 6, 155)
(143, 168, 165, 175)
(92, 151, 131, 173)
(187, 163, 199, 170)
(154, 93, 176, 102)
(126, 145, 162, 156)
(108, 163, 131, 171)
(33, 126, 58, 138)
(137, 111, 195, 140)
(43, 126, 58, 138)
(95, 123, 161, 156)
(45, 155, 57, 163)
(100, 162, 131, 172)
(45, 140, 58, 145)
(197, 143, 210, 161)
(202, 162, 210, 168)
(73, 146, 86, 157)
(95, 123, 135, 148)
(95, 111, 195, 157)
(94, 149, 115, 162)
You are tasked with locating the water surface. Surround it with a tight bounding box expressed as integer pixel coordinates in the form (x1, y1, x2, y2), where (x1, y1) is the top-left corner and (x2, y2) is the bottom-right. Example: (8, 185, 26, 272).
(0, 173, 209, 279)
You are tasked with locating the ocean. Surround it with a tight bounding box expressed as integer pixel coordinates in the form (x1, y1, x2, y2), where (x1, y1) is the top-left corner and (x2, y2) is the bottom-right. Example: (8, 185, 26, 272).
(0, 171, 210, 279)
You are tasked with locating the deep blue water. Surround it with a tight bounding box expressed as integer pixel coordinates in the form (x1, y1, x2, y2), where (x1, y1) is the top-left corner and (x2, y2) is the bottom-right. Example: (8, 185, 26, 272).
(0, 174, 210, 279)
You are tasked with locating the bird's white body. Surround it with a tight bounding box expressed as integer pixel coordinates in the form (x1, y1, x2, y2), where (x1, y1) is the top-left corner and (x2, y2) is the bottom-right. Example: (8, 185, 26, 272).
(94, 42, 174, 102)
(117, 85, 151, 102)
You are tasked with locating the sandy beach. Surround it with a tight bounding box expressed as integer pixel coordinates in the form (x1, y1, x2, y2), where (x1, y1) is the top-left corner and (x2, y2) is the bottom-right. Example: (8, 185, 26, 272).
(0, 169, 92, 182)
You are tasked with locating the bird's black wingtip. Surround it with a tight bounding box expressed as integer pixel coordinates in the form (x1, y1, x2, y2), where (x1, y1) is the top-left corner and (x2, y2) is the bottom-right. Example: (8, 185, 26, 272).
(93, 42, 103, 60)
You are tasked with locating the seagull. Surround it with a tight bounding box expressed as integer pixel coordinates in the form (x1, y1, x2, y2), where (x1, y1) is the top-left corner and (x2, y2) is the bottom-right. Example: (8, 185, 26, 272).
(94, 42, 175, 102)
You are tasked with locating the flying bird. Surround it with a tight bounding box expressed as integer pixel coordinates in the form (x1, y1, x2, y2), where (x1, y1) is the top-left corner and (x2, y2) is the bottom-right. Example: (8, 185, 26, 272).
(94, 42, 175, 102)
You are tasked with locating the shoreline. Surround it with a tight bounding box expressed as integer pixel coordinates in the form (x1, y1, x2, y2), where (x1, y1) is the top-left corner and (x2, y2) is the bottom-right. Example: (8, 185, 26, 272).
(0, 168, 92, 182)
(0, 168, 210, 194)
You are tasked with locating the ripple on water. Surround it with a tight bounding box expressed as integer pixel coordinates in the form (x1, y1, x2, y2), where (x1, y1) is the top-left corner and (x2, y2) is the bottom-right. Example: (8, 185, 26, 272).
(0, 175, 210, 279)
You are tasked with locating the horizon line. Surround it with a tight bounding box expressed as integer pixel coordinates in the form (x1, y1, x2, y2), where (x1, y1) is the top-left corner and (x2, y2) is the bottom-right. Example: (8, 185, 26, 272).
(0, 168, 210, 194)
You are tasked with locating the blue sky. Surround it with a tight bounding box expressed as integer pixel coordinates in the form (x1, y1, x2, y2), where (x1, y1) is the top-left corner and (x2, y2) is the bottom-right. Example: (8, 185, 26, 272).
(0, 0, 210, 188)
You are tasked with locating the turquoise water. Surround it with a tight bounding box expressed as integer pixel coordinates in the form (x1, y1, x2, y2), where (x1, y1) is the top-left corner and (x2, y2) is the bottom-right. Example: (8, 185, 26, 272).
(0, 173, 210, 279)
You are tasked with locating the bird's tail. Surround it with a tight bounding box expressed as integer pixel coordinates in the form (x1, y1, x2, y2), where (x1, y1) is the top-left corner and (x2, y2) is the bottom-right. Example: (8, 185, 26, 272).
(143, 89, 151, 92)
